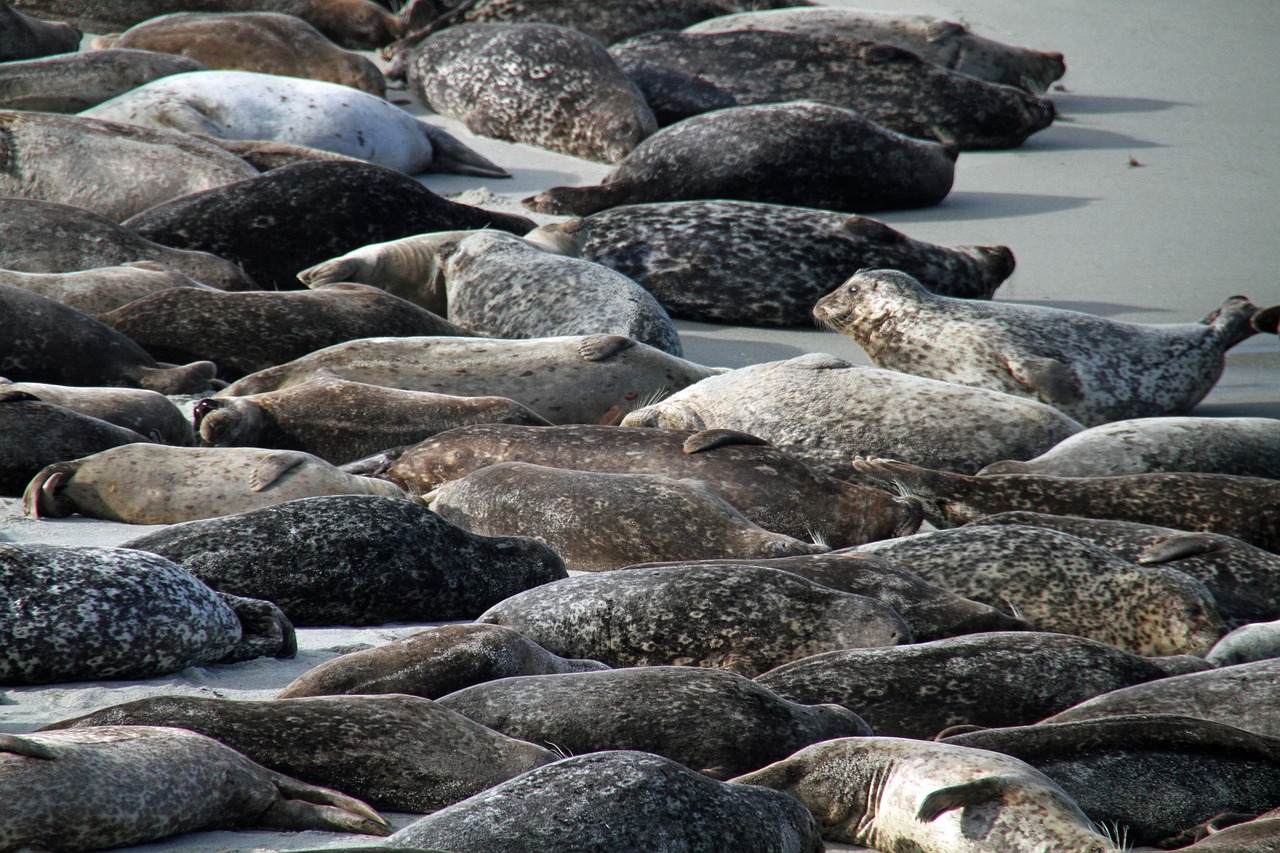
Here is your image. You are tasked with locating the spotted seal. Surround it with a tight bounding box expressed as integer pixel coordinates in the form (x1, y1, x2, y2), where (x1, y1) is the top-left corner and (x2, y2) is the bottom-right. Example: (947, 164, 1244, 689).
(0, 49, 205, 112)
(0, 2, 79, 61)
(391, 22, 656, 163)
(122, 494, 565, 624)
(0, 261, 213, 314)
(754, 632, 1210, 739)
(1205, 619, 1280, 666)
(0, 381, 192, 445)
(815, 270, 1278, 426)
(477, 563, 910, 676)
(621, 354, 1083, 481)
(526, 201, 1015, 326)
(525, 101, 956, 216)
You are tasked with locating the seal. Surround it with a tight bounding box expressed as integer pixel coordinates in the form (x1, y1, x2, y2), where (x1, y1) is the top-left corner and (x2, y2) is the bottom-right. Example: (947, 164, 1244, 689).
(620, 354, 1084, 481)
(122, 493, 566, 625)
(0, 380, 193, 445)
(276, 623, 608, 700)
(93, 12, 386, 96)
(477, 563, 910, 677)
(391, 22, 656, 163)
(0, 1, 79, 61)
(1205, 619, 1280, 666)
(0, 542, 293, 685)
(0, 48, 205, 112)
(856, 524, 1226, 655)
(0, 284, 217, 394)
(524, 101, 957, 217)
(609, 30, 1055, 148)
(754, 632, 1210, 739)
(195, 374, 550, 465)
(382, 423, 920, 548)
(121, 160, 534, 290)
(0, 726, 390, 851)
(83, 69, 507, 177)
(526, 201, 1015, 327)
(731, 737, 1118, 852)
(815, 269, 1279, 426)
(389, 750, 823, 852)
(23, 444, 406, 524)
(218, 334, 726, 425)
(1167, 809, 1280, 851)
(0, 261, 214, 314)
(43, 693, 557, 813)
(436, 666, 869, 780)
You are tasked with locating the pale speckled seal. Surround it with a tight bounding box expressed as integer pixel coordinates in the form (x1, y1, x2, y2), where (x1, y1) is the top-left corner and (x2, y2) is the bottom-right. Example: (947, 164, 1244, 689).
(526, 201, 1015, 326)
(525, 101, 957, 216)
(0, 542, 293, 685)
(277, 623, 608, 700)
(389, 750, 823, 853)
(621, 354, 1083, 481)
(477, 563, 910, 676)
(0, 261, 213, 315)
(815, 270, 1278, 426)
(437, 666, 869, 779)
(0, 381, 192, 445)
(1205, 619, 1280, 666)
(0, 49, 205, 112)
(0, 2, 78, 61)
(754, 632, 1209, 739)
(732, 737, 1117, 852)
(0, 726, 390, 851)
(391, 22, 656, 163)
(43, 694, 557, 813)
(23, 444, 406, 524)
(122, 494, 566, 625)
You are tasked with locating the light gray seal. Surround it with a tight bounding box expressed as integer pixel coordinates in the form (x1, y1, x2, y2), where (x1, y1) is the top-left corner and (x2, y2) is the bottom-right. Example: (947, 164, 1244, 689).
(0, 261, 214, 314)
(0, 726, 390, 851)
(0, 542, 293, 685)
(754, 632, 1210, 739)
(815, 269, 1278, 426)
(477, 563, 910, 677)
(0, 1, 78, 61)
(621, 353, 1084, 481)
(0, 48, 205, 112)
(1205, 619, 1280, 666)
(392, 21, 656, 163)
(526, 201, 1015, 326)
(0, 381, 192, 445)
(525, 101, 956, 216)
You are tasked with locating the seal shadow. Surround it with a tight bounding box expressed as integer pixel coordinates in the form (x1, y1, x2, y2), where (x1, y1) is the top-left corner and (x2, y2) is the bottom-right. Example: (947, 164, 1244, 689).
(886, 191, 1096, 222)
(1022, 122, 1166, 151)
(676, 333, 810, 368)
(1052, 93, 1191, 114)
(1192, 400, 1280, 419)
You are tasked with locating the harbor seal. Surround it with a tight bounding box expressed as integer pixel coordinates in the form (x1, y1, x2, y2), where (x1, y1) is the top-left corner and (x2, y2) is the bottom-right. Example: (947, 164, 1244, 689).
(0, 48, 205, 112)
(122, 494, 566, 625)
(815, 270, 1278, 426)
(525, 101, 956, 216)
(620, 354, 1084, 481)
(0, 1, 78, 61)
(0, 381, 193, 445)
(391, 22, 656, 163)
(0, 261, 214, 315)
(526, 201, 1015, 326)
(1205, 619, 1280, 666)
(477, 563, 910, 676)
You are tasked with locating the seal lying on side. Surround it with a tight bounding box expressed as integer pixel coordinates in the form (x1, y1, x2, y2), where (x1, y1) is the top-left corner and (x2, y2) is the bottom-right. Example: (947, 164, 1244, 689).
(0, 381, 193, 444)
(0, 1, 79, 61)
(526, 201, 1015, 326)
(815, 269, 1278, 426)
(0, 49, 205, 112)
(525, 101, 957, 216)
(0, 262, 213, 314)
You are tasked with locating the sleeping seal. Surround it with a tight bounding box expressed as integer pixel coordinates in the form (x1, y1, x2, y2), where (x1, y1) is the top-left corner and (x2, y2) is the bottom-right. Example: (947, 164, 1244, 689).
(0, 381, 192, 445)
(0, 49, 205, 112)
(0, 262, 214, 314)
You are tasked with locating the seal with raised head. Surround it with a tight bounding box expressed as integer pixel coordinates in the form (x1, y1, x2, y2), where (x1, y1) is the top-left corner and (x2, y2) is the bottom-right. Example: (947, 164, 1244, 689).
(0, 380, 193, 445)
(525, 101, 957, 216)
(526, 201, 1015, 326)
(0, 48, 206, 112)
(815, 269, 1279, 426)
(0, 261, 214, 315)
(621, 354, 1083, 481)
(0, 1, 79, 61)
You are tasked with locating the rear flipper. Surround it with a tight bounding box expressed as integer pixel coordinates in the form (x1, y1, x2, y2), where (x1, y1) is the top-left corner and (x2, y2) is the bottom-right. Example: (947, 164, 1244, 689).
(259, 771, 392, 836)
(217, 593, 297, 663)
(423, 123, 509, 178)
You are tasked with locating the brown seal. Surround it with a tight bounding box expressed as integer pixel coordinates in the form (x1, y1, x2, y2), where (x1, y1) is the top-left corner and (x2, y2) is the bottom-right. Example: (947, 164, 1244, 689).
(0, 261, 213, 314)
(0, 49, 205, 112)
(0, 381, 192, 445)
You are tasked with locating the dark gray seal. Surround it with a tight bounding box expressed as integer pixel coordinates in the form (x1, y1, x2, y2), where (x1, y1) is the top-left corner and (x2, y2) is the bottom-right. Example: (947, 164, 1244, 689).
(276, 623, 607, 700)
(0, 48, 205, 112)
(0, 1, 78, 61)
(437, 666, 869, 779)
(815, 270, 1277, 426)
(43, 694, 557, 813)
(122, 494, 566, 625)
(754, 632, 1210, 739)
(391, 22, 656, 163)
(0, 261, 214, 314)
(477, 563, 910, 676)
(389, 750, 823, 853)
(526, 201, 1015, 326)
(0, 380, 193, 445)
(525, 101, 956, 216)
(0, 542, 293, 685)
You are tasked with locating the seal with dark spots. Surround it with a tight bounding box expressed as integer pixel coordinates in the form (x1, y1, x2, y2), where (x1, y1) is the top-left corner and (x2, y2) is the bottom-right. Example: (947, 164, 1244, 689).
(277, 623, 607, 700)
(0, 542, 294, 685)
(0, 381, 193, 445)
(609, 30, 1055, 148)
(0, 726, 390, 851)
(621, 354, 1083, 481)
(384, 423, 920, 548)
(123, 494, 565, 625)
(43, 694, 557, 813)
(0, 48, 205, 112)
(0, 1, 78, 61)
(391, 22, 656, 163)
(477, 563, 910, 676)
(731, 737, 1118, 853)
(1205, 619, 1280, 666)
(754, 632, 1210, 739)
(525, 101, 957, 216)
(815, 270, 1278, 426)
(122, 160, 534, 290)
(526, 201, 1015, 326)
(0, 261, 214, 315)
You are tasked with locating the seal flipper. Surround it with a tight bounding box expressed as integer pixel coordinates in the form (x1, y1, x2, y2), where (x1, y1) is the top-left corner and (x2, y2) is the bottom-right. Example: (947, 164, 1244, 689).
(1138, 533, 1228, 565)
(918, 775, 1021, 822)
(1253, 304, 1280, 334)
(683, 429, 770, 454)
(23, 464, 76, 519)
(131, 361, 217, 395)
(1007, 356, 1083, 404)
(841, 216, 907, 244)
(249, 452, 307, 492)
(577, 334, 635, 362)
(258, 771, 392, 836)
(0, 732, 57, 760)
(217, 592, 297, 662)
(421, 123, 509, 178)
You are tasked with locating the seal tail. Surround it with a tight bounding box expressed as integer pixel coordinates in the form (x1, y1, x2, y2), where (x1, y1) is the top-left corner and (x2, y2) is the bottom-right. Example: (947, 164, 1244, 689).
(422, 124, 510, 178)
(1201, 295, 1267, 348)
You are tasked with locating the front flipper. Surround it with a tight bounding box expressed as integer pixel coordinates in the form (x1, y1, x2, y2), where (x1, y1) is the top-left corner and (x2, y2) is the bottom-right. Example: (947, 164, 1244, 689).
(1138, 533, 1227, 565)
(250, 452, 307, 492)
(918, 775, 1020, 822)
(1007, 356, 1083, 404)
